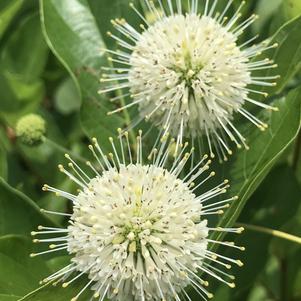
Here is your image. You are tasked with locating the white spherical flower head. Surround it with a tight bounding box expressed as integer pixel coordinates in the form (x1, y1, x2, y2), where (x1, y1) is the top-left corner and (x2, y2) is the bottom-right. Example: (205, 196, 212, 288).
(99, 0, 279, 160)
(69, 164, 207, 300)
(32, 131, 244, 301)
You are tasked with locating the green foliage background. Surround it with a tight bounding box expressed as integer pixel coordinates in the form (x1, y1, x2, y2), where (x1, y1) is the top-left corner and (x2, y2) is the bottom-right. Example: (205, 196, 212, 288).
(0, 0, 301, 300)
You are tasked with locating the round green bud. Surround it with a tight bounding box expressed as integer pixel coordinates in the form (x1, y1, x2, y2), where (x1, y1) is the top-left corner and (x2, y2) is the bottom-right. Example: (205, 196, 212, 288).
(16, 114, 46, 146)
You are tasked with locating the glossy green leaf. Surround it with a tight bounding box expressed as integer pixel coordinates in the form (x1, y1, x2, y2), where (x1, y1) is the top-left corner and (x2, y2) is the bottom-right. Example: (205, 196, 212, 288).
(0, 235, 50, 297)
(0, 177, 56, 236)
(0, 0, 24, 38)
(213, 86, 301, 242)
(40, 0, 126, 151)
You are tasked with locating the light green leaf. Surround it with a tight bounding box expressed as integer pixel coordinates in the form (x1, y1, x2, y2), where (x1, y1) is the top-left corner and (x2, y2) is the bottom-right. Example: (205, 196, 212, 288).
(0, 0, 24, 38)
(40, 0, 126, 151)
(0, 177, 56, 236)
(54, 78, 81, 115)
(283, 0, 301, 19)
(213, 86, 301, 241)
(0, 235, 50, 297)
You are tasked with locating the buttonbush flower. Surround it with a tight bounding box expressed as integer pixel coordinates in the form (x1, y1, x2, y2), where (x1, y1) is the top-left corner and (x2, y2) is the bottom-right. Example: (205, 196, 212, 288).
(99, 0, 279, 160)
(32, 130, 244, 301)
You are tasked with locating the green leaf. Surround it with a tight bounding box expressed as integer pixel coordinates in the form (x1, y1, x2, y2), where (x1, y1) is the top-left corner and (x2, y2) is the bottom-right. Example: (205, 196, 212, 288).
(19, 280, 91, 301)
(54, 78, 81, 115)
(0, 235, 50, 297)
(0, 14, 48, 125)
(19, 256, 91, 301)
(0, 144, 7, 180)
(283, 0, 301, 19)
(0, 74, 44, 126)
(213, 86, 301, 241)
(0, 177, 56, 236)
(1, 14, 48, 82)
(87, 0, 141, 48)
(46, 256, 71, 273)
(0, 294, 20, 301)
(253, 0, 282, 33)
(0, 0, 24, 39)
(233, 165, 301, 293)
(263, 15, 301, 95)
(40, 0, 126, 151)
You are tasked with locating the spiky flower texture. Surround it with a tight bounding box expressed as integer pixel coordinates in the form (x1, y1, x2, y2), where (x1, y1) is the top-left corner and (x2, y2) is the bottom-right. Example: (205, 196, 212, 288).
(32, 131, 244, 301)
(99, 0, 279, 160)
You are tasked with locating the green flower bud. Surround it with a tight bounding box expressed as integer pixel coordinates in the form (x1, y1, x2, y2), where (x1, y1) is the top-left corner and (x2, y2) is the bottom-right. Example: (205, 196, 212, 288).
(16, 114, 46, 146)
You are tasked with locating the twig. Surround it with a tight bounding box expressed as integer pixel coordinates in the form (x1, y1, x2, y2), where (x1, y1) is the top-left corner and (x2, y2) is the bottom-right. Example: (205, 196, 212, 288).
(236, 223, 301, 244)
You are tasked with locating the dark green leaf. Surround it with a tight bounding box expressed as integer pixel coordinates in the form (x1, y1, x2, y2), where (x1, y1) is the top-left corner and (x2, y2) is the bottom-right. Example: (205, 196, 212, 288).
(19, 255, 90, 301)
(88, 0, 141, 48)
(234, 165, 301, 293)
(19, 280, 91, 301)
(0, 235, 50, 297)
(0, 144, 7, 180)
(0, 294, 20, 301)
(0, 177, 56, 236)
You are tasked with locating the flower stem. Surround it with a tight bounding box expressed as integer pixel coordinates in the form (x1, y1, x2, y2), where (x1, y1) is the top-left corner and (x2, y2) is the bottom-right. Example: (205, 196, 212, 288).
(236, 223, 301, 244)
